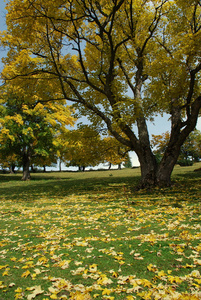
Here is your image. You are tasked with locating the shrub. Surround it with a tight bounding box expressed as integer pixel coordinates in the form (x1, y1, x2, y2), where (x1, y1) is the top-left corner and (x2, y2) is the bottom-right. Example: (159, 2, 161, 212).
(177, 159, 193, 166)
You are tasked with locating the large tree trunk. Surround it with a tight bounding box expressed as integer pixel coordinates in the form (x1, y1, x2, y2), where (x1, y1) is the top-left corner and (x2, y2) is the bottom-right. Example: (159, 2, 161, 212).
(156, 147, 180, 187)
(156, 97, 201, 187)
(137, 146, 158, 188)
(21, 149, 31, 181)
(135, 115, 158, 188)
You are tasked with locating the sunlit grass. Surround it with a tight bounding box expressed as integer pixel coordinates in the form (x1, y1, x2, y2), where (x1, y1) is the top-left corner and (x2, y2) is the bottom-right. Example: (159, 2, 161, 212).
(0, 163, 201, 299)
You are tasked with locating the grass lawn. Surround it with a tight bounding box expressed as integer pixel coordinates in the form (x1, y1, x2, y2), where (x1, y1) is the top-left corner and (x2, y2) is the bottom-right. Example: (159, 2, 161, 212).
(0, 164, 201, 300)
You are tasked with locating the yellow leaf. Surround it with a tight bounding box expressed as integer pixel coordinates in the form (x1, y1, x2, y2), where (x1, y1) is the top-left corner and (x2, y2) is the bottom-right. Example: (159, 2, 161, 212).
(89, 264, 97, 273)
(102, 288, 111, 296)
(70, 291, 92, 299)
(195, 279, 201, 284)
(21, 270, 31, 278)
(31, 274, 37, 280)
(147, 264, 158, 272)
(15, 288, 23, 293)
(11, 257, 17, 261)
(112, 271, 118, 278)
(142, 279, 152, 288)
(0, 282, 7, 289)
(184, 264, 194, 268)
(50, 294, 58, 299)
(168, 275, 182, 284)
(27, 285, 44, 300)
(3, 269, 9, 276)
(15, 294, 23, 300)
(0, 265, 8, 269)
(194, 259, 201, 265)
(157, 270, 166, 277)
(48, 287, 58, 294)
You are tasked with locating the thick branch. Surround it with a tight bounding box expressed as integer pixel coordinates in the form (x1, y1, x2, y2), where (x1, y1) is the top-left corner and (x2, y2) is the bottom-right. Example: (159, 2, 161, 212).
(64, 79, 139, 149)
(183, 62, 201, 119)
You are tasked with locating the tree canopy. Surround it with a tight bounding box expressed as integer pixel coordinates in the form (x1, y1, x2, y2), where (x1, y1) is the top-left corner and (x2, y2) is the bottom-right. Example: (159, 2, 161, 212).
(1, 0, 201, 186)
(0, 82, 74, 179)
(58, 125, 129, 170)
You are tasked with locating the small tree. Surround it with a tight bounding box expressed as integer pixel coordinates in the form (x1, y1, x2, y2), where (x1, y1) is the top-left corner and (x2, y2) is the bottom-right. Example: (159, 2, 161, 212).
(0, 153, 18, 173)
(123, 155, 132, 168)
(0, 88, 74, 180)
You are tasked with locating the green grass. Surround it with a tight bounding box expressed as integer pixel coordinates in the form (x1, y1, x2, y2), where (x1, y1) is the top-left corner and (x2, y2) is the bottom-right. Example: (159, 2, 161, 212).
(0, 164, 201, 299)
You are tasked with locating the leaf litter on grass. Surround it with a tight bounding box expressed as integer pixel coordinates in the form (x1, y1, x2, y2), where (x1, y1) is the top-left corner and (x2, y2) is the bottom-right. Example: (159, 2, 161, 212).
(0, 178, 201, 299)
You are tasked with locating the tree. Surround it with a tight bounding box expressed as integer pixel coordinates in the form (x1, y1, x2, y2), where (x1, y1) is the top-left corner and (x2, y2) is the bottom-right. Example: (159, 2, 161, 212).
(62, 126, 105, 170)
(179, 130, 201, 163)
(60, 126, 129, 170)
(0, 85, 74, 180)
(123, 155, 132, 168)
(1, 0, 201, 187)
(151, 131, 170, 163)
(152, 129, 201, 165)
(0, 153, 18, 173)
(101, 136, 130, 169)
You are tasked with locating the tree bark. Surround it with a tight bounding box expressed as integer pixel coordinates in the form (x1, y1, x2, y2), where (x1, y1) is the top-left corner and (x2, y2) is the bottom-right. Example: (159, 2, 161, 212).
(134, 114, 158, 188)
(137, 146, 158, 188)
(21, 149, 31, 181)
(156, 147, 179, 187)
(156, 96, 201, 187)
(31, 165, 36, 173)
(59, 159, 62, 172)
(9, 164, 16, 174)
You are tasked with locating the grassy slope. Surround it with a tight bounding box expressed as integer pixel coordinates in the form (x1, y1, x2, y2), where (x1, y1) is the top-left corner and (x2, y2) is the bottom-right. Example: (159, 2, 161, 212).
(0, 163, 201, 300)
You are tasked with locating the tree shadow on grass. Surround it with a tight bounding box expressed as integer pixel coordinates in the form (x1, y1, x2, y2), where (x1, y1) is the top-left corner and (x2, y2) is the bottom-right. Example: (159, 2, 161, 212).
(2, 168, 200, 204)
(0, 173, 139, 202)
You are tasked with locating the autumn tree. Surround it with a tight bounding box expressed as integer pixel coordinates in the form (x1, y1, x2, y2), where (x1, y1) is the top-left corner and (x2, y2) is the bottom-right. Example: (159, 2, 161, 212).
(152, 130, 201, 165)
(151, 131, 170, 163)
(0, 153, 18, 173)
(0, 83, 74, 180)
(62, 127, 129, 170)
(62, 126, 104, 171)
(1, 0, 201, 187)
(101, 136, 130, 169)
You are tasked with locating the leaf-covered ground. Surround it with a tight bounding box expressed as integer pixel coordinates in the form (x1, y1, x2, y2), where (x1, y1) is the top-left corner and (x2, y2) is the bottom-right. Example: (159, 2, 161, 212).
(0, 166, 201, 299)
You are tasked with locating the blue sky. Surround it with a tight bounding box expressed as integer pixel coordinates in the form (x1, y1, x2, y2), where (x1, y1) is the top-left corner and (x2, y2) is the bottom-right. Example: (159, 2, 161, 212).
(0, 1, 7, 74)
(0, 1, 200, 167)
